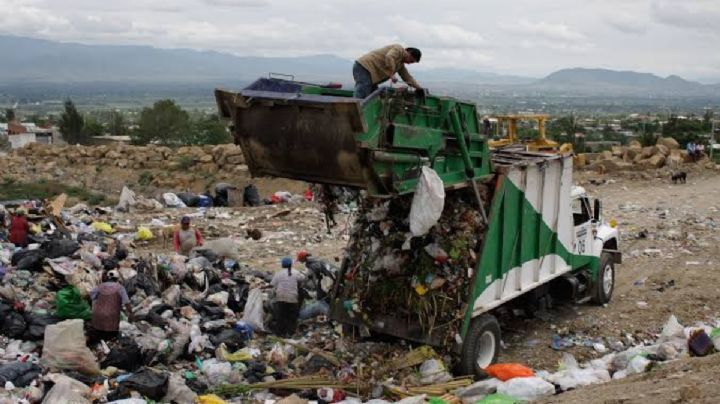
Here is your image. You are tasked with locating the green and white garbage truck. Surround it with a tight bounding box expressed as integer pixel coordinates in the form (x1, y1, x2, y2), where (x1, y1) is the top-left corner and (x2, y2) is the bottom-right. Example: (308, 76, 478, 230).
(216, 78, 621, 377)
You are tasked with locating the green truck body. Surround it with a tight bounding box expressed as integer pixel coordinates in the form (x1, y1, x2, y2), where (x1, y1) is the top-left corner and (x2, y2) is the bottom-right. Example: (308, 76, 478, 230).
(216, 79, 621, 376)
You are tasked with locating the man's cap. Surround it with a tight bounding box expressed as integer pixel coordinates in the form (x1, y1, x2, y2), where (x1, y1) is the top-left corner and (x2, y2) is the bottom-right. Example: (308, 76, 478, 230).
(281, 257, 293, 268)
(297, 250, 311, 261)
(406, 47, 422, 62)
(107, 270, 120, 281)
(181, 216, 191, 224)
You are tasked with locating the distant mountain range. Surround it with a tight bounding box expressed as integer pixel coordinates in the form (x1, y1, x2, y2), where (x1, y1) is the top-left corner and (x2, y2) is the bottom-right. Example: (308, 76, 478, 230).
(1, 35, 718, 97)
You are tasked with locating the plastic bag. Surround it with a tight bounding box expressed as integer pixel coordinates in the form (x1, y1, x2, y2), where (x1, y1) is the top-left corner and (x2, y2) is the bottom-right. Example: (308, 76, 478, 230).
(24, 312, 60, 341)
(55, 286, 92, 320)
(118, 368, 169, 400)
(209, 329, 245, 352)
(201, 359, 233, 386)
(80, 249, 102, 269)
(544, 367, 611, 391)
(42, 319, 100, 374)
(419, 359, 452, 384)
(162, 193, 187, 208)
(43, 239, 80, 259)
(91, 221, 114, 234)
(2, 311, 27, 339)
(485, 363, 534, 381)
(409, 166, 445, 236)
(42, 374, 91, 404)
(162, 285, 181, 306)
(197, 394, 228, 404)
(101, 337, 144, 371)
(162, 374, 197, 404)
(497, 376, 554, 401)
(477, 394, 522, 404)
(136, 226, 154, 241)
(660, 314, 684, 341)
(207, 291, 229, 306)
(117, 186, 137, 212)
(241, 288, 265, 331)
(216, 344, 254, 362)
(0, 362, 42, 387)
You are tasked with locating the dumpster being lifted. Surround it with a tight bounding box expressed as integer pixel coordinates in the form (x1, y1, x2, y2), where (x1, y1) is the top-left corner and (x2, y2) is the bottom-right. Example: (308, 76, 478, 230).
(216, 78, 621, 377)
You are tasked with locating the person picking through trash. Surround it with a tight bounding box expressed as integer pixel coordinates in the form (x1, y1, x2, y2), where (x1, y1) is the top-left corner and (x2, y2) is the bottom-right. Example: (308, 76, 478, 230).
(353, 44, 422, 99)
(297, 250, 337, 302)
(270, 257, 305, 337)
(173, 216, 204, 256)
(9, 208, 31, 248)
(89, 270, 133, 343)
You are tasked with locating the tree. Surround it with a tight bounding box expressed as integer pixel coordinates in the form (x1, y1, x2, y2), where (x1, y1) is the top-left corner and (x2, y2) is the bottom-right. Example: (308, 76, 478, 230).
(188, 115, 232, 145)
(109, 110, 128, 136)
(132, 100, 190, 145)
(59, 100, 89, 145)
(82, 117, 104, 138)
(5, 108, 15, 122)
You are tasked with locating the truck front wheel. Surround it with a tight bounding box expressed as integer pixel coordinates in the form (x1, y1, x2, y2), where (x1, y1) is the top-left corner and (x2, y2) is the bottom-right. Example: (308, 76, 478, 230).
(459, 314, 501, 379)
(592, 252, 615, 305)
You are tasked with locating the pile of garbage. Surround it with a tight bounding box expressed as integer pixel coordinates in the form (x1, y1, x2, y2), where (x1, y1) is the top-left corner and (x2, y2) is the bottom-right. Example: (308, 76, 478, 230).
(339, 184, 491, 346)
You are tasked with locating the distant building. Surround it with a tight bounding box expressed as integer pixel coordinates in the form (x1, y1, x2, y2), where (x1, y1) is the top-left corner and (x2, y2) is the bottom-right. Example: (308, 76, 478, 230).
(5, 121, 57, 149)
(91, 135, 131, 145)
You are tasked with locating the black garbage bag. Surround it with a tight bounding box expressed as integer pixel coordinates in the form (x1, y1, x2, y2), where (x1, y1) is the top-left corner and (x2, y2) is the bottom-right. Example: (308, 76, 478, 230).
(42, 239, 80, 259)
(11, 249, 46, 271)
(77, 233, 104, 244)
(177, 192, 199, 208)
(114, 244, 128, 261)
(243, 184, 261, 207)
(142, 304, 173, 327)
(192, 304, 225, 321)
(227, 284, 249, 314)
(102, 257, 119, 271)
(209, 329, 246, 352)
(24, 312, 60, 341)
(185, 378, 208, 394)
(243, 361, 267, 383)
(0, 362, 42, 387)
(123, 273, 160, 297)
(117, 368, 169, 400)
(1, 311, 27, 339)
(101, 337, 144, 371)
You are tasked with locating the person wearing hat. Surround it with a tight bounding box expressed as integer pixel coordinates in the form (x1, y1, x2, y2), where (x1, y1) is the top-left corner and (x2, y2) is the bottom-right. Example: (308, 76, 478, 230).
(173, 216, 204, 256)
(8, 208, 31, 248)
(353, 44, 423, 99)
(270, 257, 305, 337)
(297, 250, 337, 302)
(89, 270, 133, 343)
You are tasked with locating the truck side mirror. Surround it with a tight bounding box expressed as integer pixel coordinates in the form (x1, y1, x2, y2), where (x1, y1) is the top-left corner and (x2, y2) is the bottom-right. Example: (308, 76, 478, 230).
(593, 198, 601, 222)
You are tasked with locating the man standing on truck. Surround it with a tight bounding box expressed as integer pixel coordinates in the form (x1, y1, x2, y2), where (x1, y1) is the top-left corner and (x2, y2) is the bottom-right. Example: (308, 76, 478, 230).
(353, 44, 422, 98)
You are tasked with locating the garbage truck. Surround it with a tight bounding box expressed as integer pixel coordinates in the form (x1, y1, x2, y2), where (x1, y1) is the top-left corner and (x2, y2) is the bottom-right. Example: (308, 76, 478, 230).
(215, 78, 621, 377)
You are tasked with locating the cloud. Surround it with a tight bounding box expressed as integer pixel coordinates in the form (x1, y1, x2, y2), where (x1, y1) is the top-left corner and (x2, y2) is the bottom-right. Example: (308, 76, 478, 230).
(199, 0, 269, 7)
(651, 0, 720, 34)
(606, 14, 647, 34)
(501, 19, 587, 43)
(71, 15, 132, 34)
(388, 17, 485, 49)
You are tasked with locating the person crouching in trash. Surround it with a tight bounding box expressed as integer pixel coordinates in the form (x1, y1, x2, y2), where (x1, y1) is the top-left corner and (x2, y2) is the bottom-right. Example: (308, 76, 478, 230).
(89, 270, 133, 344)
(270, 257, 305, 337)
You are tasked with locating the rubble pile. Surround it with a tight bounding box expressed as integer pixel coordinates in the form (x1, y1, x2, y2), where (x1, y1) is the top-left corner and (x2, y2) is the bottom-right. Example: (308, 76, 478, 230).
(339, 187, 491, 345)
(587, 137, 716, 172)
(0, 143, 259, 194)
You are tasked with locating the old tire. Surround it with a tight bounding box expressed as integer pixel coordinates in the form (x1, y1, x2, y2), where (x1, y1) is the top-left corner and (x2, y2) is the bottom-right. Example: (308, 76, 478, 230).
(592, 252, 615, 305)
(459, 314, 501, 379)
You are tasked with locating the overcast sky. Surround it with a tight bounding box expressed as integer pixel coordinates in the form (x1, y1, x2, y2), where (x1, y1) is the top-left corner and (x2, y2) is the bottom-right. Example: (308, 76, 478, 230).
(2, 0, 720, 82)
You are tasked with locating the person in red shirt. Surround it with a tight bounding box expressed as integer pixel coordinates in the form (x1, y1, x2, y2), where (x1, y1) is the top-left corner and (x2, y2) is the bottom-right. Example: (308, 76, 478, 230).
(9, 209, 30, 248)
(173, 216, 204, 255)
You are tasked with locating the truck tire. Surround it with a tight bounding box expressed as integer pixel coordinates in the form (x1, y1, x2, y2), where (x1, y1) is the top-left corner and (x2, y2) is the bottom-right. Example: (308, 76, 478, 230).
(592, 252, 615, 305)
(459, 314, 501, 379)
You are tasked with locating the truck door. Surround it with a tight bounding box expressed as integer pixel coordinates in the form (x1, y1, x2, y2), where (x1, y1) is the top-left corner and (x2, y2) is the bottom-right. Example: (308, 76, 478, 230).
(572, 197, 593, 256)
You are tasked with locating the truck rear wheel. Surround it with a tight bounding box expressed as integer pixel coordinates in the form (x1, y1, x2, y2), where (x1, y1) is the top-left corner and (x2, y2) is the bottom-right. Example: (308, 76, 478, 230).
(459, 314, 501, 379)
(592, 252, 614, 305)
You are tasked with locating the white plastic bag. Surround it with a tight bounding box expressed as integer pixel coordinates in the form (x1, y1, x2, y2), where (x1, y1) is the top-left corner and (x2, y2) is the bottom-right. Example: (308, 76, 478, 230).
(242, 288, 265, 331)
(162, 374, 197, 404)
(43, 374, 91, 404)
(163, 193, 187, 208)
(419, 359, 452, 384)
(201, 359, 233, 386)
(409, 167, 445, 236)
(497, 376, 555, 401)
(162, 285, 181, 306)
(42, 319, 100, 374)
(116, 186, 136, 212)
(545, 367, 610, 391)
(660, 314, 684, 341)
